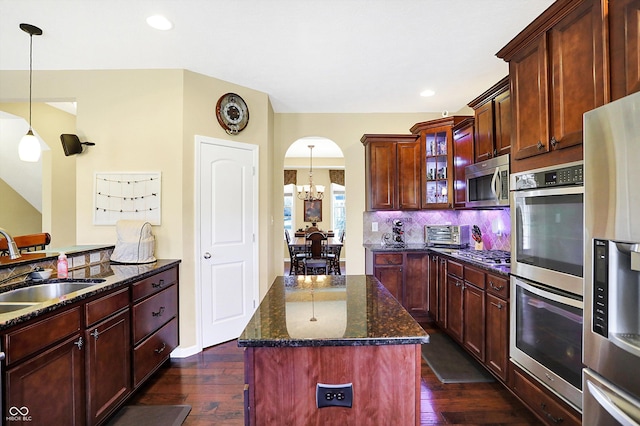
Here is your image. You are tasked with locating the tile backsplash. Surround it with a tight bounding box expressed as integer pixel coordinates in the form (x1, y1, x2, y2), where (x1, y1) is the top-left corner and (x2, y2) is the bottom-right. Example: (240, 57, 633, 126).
(363, 208, 511, 251)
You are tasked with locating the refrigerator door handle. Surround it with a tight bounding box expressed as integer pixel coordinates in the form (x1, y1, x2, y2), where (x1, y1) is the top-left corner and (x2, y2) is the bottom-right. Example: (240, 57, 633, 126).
(587, 380, 640, 426)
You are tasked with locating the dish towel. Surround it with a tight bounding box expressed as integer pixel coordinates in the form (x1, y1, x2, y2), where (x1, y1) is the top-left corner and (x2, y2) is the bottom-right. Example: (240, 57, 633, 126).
(110, 220, 156, 264)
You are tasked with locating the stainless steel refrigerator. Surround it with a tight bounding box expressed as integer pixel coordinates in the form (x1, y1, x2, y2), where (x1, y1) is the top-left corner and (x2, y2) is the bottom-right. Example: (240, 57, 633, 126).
(583, 90, 640, 425)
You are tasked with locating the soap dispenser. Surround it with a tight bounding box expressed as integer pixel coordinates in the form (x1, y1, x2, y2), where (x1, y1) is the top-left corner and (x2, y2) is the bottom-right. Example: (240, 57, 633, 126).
(57, 252, 68, 278)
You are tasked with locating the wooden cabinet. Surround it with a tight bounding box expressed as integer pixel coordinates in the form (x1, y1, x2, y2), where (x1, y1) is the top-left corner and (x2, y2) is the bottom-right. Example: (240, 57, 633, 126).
(497, 0, 607, 173)
(445, 259, 464, 342)
(361, 134, 421, 210)
(512, 364, 581, 426)
(373, 252, 429, 320)
(610, 0, 640, 100)
(467, 76, 511, 163)
(411, 116, 470, 209)
(85, 288, 131, 425)
(4, 308, 85, 425)
(132, 267, 179, 387)
(452, 118, 474, 208)
(462, 266, 486, 361)
(427, 254, 444, 324)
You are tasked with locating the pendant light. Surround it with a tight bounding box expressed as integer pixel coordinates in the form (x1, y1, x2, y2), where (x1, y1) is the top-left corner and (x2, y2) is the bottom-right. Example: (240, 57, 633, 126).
(297, 145, 325, 201)
(18, 23, 43, 162)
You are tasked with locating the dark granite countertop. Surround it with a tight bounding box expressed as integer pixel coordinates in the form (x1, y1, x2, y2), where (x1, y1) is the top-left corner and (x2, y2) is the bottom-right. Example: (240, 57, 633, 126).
(364, 244, 511, 277)
(0, 259, 181, 331)
(238, 275, 429, 348)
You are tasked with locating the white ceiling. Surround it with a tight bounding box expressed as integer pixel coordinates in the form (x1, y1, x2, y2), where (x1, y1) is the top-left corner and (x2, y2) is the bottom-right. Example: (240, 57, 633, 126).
(0, 0, 554, 114)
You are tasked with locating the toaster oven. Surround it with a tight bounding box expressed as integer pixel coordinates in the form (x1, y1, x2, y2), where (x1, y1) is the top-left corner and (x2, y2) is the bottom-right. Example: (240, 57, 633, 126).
(424, 225, 470, 248)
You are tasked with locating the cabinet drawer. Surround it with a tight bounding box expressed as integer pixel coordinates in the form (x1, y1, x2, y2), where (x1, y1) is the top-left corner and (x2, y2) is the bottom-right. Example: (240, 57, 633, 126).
(374, 253, 403, 265)
(512, 367, 581, 426)
(486, 273, 509, 299)
(85, 287, 129, 326)
(133, 318, 178, 387)
(464, 265, 485, 289)
(133, 284, 177, 344)
(132, 267, 178, 302)
(447, 260, 463, 278)
(4, 307, 82, 365)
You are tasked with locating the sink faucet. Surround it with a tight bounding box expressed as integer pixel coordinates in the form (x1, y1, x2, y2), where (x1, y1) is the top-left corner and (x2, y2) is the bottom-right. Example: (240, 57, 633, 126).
(0, 227, 21, 259)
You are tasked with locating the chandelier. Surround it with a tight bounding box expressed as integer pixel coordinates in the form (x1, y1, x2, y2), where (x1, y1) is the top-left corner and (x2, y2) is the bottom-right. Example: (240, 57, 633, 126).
(297, 145, 324, 201)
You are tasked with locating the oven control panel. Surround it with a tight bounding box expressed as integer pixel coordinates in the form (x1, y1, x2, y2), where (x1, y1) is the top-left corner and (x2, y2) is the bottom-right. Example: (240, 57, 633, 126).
(513, 163, 583, 190)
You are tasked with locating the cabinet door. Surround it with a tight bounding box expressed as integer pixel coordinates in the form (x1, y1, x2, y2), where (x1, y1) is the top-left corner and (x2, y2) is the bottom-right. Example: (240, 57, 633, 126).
(486, 294, 509, 382)
(423, 126, 453, 209)
(374, 265, 403, 303)
(549, 0, 606, 151)
(368, 142, 397, 210)
(86, 309, 131, 425)
(453, 121, 474, 208)
(437, 258, 448, 329)
(463, 284, 485, 361)
(474, 101, 494, 163)
(427, 255, 439, 320)
(610, 0, 640, 100)
(510, 34, 550, 161)
(494, 90, 511, 158)
(396, 141, 422, 209)
(6, 334, 84, 425)
(446, 274, 464, 342)
(404, 253, 429, 318)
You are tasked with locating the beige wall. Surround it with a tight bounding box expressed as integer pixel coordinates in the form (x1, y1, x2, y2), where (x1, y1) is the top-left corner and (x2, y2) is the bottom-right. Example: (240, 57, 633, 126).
(0, 178, 41, 235)
(0, 102, 77, 246)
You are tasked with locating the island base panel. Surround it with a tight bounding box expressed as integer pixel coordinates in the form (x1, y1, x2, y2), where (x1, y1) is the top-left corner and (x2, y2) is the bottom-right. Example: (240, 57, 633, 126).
(244, 344, 421, 425)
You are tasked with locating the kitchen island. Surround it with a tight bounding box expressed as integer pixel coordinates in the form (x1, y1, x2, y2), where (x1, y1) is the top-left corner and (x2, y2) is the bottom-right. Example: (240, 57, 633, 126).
(238, 275, 429, 425)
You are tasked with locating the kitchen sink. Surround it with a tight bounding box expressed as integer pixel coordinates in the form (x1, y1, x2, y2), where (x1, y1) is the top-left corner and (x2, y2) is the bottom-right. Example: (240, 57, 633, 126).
(0, 279, 106, 303)
(0, 303, 38, 314)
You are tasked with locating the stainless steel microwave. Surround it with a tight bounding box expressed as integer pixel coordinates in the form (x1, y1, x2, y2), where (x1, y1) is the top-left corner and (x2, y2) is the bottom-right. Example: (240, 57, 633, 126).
(465, 154, 509, 207)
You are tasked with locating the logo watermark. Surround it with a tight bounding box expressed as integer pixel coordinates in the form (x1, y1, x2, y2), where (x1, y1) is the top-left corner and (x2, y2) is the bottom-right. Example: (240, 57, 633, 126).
(6, 406, 32, 422)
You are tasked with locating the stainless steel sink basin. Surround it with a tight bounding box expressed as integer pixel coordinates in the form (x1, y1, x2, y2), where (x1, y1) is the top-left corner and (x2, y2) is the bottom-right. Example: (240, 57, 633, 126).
(0, 279, 106, 303)
(0, 303, 37, 313)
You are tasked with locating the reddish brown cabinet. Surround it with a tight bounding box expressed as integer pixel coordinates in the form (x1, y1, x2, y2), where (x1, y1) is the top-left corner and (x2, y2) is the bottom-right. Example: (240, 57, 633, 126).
(497, 0, 607, 173)
(610, 0, 640, 100)
(361, 134, 421, 210)
(467, 76, 511, 164)
(462, 265, 486, 361)
(445, 260, 464, 342)
(452, 118, 474, 208)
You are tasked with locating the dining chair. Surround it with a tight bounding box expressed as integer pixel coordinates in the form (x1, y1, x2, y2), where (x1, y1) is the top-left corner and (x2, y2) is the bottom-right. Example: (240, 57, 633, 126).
(325, 244, 342, 275)
(285, 230, 306, 275)
(304, 231, 328, 275)
(0, 232, 51, 255)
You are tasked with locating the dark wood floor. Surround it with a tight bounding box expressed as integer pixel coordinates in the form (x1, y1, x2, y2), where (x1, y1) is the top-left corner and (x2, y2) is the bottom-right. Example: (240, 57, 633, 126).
(128, 321, 540, 425)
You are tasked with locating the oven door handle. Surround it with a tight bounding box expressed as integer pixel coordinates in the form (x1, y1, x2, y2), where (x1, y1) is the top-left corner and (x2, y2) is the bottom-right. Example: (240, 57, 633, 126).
(587, 380, 640, 426)
(491, 168, 500, 201)
(513, 277, 583, 309)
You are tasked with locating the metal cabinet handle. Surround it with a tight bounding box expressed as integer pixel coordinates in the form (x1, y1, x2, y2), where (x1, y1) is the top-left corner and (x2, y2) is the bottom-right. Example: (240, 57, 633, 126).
(455, 280, 462, 287)
(536, 140, 544, 150)
(0, 351, 5, 361)
(74, 337, 84, 350)
(203, 252, 212, 259)
(152, 306, 166, 317)
(540, 403, 563, 424)
(152, 279, 164, 289)
(487, 151, 493, 158)
(154, 342, 166, 354)
(490, 301, 504, 310)
(550, 136, 558, 148)
(90, 329, 100, 340)
(489, 281, 504, 291)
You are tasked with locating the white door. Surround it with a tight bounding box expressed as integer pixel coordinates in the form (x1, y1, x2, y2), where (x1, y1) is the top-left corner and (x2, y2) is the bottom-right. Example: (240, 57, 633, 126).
(198, 136, 258, 348)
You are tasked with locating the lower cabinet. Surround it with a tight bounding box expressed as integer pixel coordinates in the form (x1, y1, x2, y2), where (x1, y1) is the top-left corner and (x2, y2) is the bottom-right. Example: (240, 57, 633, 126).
(373, 252, 429, 321)
(2, 264, 180, 426)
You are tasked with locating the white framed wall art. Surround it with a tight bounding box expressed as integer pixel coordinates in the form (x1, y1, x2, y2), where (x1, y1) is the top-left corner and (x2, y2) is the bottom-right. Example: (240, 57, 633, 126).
(93, 172, 161, 225)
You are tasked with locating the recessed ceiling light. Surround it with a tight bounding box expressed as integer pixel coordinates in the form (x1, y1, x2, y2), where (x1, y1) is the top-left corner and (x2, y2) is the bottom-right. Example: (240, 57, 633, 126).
(146, 15, 173, 30)
(420, 89, 435, 97)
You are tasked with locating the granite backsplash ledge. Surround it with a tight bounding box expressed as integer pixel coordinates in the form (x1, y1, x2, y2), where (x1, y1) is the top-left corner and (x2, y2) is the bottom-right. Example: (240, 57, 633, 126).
(363, 209, 511, 251)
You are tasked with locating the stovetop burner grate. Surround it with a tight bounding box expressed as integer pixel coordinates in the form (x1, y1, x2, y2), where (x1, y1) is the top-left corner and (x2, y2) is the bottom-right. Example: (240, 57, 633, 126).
(456, 249, 511, 265)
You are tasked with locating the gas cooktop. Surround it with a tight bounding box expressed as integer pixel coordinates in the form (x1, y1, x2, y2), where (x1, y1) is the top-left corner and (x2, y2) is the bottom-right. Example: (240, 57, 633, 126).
(455, 249, 511, 266)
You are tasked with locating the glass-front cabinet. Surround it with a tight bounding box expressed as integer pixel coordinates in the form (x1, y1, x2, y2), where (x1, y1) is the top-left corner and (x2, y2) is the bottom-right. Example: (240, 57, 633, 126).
(411, 116, 470, 209)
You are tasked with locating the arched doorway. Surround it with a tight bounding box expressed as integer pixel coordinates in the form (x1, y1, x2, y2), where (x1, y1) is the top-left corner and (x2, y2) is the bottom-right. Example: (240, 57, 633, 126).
(283, 136, 345, 275)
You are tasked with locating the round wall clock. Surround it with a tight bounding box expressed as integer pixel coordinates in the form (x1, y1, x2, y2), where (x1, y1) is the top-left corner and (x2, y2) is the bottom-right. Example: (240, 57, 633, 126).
(216, 93, 249, 135)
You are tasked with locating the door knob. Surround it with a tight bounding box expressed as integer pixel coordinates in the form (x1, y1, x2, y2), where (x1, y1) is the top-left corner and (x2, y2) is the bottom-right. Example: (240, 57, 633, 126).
(203, 252, 211, 259)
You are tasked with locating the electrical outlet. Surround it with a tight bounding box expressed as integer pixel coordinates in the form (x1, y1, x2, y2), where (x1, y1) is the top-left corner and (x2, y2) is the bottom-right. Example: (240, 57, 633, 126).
(372, 222, 378, 232)
(90, 252, 101, 264)
(316, 383, 353, 408)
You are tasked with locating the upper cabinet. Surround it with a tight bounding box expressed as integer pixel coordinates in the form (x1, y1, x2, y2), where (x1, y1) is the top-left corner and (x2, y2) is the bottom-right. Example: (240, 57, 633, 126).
(497, 0, 607, 173)
(467, 76, 511, 164)
(452, 118, 475, 209)
(411, 116, 470, 209)
(609, 0, 640, 100)
(362, 134, 421, 210)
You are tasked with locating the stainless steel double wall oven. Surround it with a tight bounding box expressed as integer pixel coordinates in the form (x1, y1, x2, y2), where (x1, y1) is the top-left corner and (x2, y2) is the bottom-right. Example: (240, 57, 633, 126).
(510, 161, 585, 411)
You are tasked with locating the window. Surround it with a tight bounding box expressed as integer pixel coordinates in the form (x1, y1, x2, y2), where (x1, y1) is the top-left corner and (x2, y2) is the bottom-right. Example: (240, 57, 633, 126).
(284, 184, 295, 233)
(332, 183, 345, 236)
